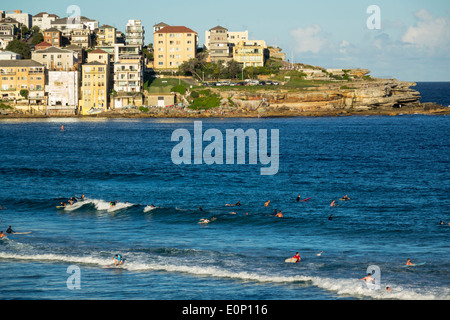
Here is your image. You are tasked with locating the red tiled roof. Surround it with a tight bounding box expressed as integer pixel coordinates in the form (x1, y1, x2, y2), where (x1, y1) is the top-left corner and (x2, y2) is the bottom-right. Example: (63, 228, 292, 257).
(89, 49, 108, 54)
(155, 26, 197, 34)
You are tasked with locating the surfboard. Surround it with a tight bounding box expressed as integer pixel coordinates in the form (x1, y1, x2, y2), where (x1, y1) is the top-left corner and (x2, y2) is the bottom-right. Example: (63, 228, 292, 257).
(56, 206, 66, 209)
(285, 258, 299, 263)
(403, 262, 426, 267)
(12, 232, 32, 235)
(104, 264, 124, 269)
(302, 197, 312, 202)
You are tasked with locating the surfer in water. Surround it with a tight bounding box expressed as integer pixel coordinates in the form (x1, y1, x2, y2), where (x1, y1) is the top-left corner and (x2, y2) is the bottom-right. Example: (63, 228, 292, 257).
(6, 226, 14, 234)
(226, 201, 241, 207)
(264, 200, 271, 207)
(406, 258, 415, 266)
(274, 211, 283, 218)
(0, 231, 6, 239)
(330, 200, 337, 207)
(292, 252, 301, 263)
(296, 195, 301, 202)
(360, 273, 375, 283)
(113, 254, 124, 266)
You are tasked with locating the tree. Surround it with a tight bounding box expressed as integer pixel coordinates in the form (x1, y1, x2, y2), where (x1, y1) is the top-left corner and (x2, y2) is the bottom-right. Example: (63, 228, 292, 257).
(20, 89, 29, 100)
(31, 32, 44, 46)
(6, 40, 31, 59)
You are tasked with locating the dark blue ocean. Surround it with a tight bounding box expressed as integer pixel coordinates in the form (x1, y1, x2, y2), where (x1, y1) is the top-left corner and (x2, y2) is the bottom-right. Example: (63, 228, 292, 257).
(0, 86, 449, 302)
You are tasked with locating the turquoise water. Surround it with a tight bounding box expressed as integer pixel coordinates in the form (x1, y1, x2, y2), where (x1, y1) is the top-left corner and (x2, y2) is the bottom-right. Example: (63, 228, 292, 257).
(0, 115, 449, 300)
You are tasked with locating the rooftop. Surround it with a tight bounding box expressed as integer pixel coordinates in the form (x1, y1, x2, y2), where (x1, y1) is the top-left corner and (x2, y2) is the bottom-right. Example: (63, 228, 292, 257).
(0, 59, 44, 68)
(155, 26, 197, 34)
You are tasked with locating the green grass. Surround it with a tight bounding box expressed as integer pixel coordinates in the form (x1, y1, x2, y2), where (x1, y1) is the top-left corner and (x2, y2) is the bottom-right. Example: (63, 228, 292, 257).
(144, 77, 191, 94)
(0, 103, 13, 110)
(189, 94, 221, 110)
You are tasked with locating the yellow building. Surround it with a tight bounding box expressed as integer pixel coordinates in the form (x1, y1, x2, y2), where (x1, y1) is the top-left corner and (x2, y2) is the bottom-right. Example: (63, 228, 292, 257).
(97, 25, 116, 46)
(79, 61, 109, 114)
(0, 59, 46, 105)
(233, 40, 266, 68)
(154, 26, 197, 70)
(87, 48, 110, 64)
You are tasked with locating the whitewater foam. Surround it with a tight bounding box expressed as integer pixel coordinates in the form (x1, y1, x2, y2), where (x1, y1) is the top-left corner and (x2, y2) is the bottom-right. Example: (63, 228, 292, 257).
(63, 198, 135, 213)
(1, 251, 445, 300)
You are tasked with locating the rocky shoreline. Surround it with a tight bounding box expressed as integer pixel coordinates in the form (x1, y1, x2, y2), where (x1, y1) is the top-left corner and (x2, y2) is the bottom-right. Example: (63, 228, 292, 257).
(1, 78, 449, 119)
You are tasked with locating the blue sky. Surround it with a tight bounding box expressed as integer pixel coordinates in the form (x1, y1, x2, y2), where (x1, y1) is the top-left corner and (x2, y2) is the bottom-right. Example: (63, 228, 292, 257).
(5, 0, 450, 81)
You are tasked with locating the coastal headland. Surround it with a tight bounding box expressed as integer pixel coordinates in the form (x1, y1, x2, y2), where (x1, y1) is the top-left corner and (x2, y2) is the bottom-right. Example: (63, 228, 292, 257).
(1, 77, 448, 119)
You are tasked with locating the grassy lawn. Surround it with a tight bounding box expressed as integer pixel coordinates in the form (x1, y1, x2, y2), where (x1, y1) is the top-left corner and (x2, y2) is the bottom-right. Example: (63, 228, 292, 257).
(144, 77, 192, 94)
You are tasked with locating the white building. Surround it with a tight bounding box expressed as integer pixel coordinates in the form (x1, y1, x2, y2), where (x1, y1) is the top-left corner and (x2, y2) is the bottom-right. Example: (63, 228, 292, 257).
(204, 29, 248, 50)
(5, 10, 31, 29)
(126, 20, 145, 47)
(0, 50, 20, 60)
(46, 70, 80, 115)
(113, 54, 144, 93)
(32, 12, 59, 31)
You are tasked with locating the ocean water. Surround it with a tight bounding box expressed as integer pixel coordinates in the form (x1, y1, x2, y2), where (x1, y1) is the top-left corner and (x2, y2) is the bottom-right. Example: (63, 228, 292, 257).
(0, 115, 449, 301)
(416, 82, 450, 106)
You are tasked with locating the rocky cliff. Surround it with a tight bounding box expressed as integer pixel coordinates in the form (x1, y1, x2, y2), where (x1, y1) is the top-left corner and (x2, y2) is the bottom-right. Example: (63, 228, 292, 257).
(215, 79, 423, 113)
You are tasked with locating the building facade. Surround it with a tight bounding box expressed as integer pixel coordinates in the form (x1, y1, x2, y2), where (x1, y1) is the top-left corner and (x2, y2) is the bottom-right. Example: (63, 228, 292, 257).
(5, 10, 31, 29)
(113, 54, 143, 93)
(0, 59, 46, 105)
(0, 23, 15, 50)
(126, 20, 145, 47)
(153, 26, 197, 70)
(31, 46, 79, 71)
(233, 40, 266, 68)
(46, 70, 80, 115)
(32, 12, 59, 31)
(206, 26, 231, 63)
(71, 28, 91, 49)
(97, 25, 116, 46)
(79, 61, 109, 114)
(43, 28, 62, 47)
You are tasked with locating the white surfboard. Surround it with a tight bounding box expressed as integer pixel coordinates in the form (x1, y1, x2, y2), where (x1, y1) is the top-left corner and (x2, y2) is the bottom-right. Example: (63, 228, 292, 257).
(285, 258, 299, 263)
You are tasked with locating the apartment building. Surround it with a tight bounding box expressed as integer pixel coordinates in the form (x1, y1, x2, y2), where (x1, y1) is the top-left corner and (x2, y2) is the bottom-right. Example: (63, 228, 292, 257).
(87, 48, 110, 65)
(113, 54, 143, 93)
(46, 70, 80, 115)
(51, 16, 98, 37)
(153, 26, 197, 70)
(126, 20, 145, 47)
(5, 10, 31, 29)
(79, 61, 109, 114)
(97, 25, 116, 46)
(43, 28, 62, 47)
(71, 28, 91, 49)
(205, 26, 231, 63)
(31, 46, 79, 71)
(233, 40, 266, 68)
(32, 12, 59, 31)
(205, 28, 248, 50)
(0, 23, 15, 49)
(0, 59, 46, 105)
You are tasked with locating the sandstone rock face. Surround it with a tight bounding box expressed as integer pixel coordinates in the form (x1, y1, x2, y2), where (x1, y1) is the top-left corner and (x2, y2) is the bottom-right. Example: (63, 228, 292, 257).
(216, 79, 422, 112)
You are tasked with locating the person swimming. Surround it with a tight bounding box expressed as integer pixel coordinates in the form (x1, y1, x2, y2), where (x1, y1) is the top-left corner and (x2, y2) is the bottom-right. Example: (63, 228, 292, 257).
(264, 200, 271, 207)
(226, 201, 241, 207)
(274, 211, 283, 218)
